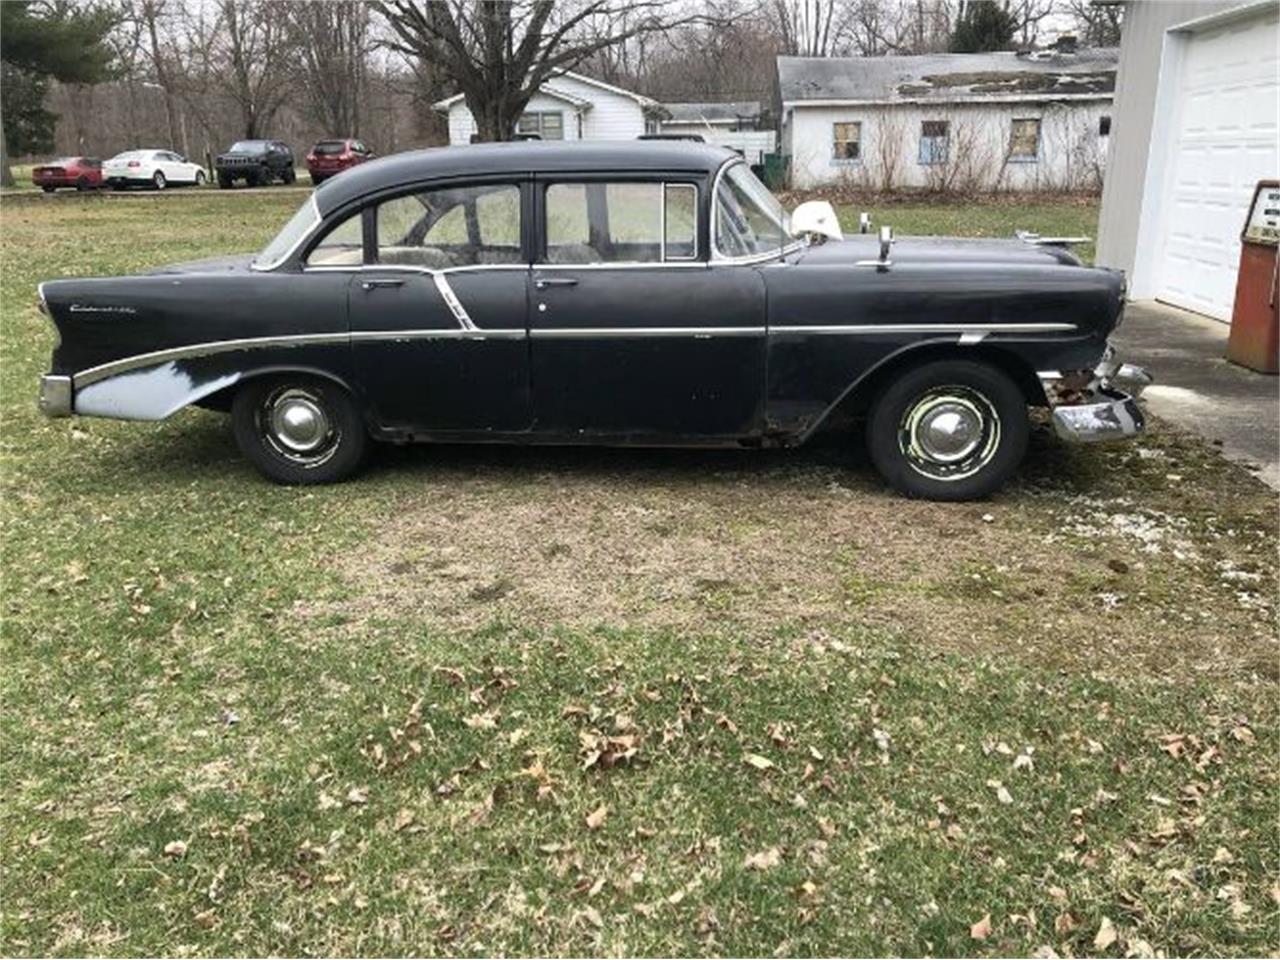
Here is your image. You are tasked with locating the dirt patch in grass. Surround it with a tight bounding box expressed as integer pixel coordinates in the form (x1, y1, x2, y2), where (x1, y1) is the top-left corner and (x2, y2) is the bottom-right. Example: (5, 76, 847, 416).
(319, 423, 1276, 680)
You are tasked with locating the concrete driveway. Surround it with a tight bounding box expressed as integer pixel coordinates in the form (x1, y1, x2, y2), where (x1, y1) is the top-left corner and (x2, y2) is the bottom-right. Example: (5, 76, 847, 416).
(1112, 301, 1279, 490)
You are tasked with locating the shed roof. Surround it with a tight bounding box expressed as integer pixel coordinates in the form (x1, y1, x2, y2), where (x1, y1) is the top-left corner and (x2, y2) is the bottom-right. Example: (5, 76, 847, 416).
(663, 101, 764, 124)
(778, 49, 1118, 105)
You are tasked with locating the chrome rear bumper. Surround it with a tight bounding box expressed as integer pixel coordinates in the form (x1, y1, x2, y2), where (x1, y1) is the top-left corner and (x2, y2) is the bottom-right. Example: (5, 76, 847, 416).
(1050, 388, 1145, 443)
(1039, 347, 1151, 443)
(38, 374, 73, 417)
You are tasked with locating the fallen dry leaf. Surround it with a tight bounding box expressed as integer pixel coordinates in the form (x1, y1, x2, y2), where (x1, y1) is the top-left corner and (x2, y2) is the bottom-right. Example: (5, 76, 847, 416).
(743, 753, 775, 771)
(163, 840, 187, 858)
(585, 804, 608, 830)
(970, 913, 993, 940)
(1093, 915, 1117, 949)
(346, 786, 369, 806)
(744, 847, 782, 870)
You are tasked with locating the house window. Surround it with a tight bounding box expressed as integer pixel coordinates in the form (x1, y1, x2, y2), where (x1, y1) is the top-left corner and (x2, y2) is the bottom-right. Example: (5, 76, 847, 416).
(919, 120, 949, 165)
(1009, 118, 1041, 162)
(516, 111, 564, 140)
(1099, 115, 1112, 137)
(833, 122, 861, 162)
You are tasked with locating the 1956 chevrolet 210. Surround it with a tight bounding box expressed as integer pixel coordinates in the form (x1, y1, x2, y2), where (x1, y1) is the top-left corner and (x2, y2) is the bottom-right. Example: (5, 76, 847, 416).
(37, 141, 1150, 500)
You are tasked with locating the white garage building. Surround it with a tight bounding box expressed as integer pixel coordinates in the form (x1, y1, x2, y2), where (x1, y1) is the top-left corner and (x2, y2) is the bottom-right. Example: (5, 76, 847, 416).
(1096, 0, 1279, 321)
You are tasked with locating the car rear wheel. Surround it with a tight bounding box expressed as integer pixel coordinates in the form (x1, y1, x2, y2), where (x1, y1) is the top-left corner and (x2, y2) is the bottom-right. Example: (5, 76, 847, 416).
(309, 173, 325, 186)
(282, 167, 296, 184)
(232, 376, 367, 485)
(152, 171, 166, 190)
(865, 359, 1028, 501)
(194, 170, 206, 186)
(41, 185, 55, 193)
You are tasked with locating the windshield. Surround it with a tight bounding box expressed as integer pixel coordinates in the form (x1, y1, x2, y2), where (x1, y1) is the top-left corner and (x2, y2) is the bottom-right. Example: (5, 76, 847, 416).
(713, 162, 790, 259)
(253, 195, 320, 270)
(229, 141, 267, 154)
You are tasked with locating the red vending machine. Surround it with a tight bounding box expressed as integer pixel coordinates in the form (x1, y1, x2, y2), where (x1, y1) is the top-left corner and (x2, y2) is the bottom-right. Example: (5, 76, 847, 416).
(1226, 180, 1279, 374)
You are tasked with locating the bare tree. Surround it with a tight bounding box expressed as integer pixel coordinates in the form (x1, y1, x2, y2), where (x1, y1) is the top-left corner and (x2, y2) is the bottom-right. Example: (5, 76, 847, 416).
(287, 1, 371, 137)
(373, 1, 714, 142)
(218, 0, 291, 139)
(770, 0, 846, 56)
(1064, 0, 1122, 46)
(136, 0, 184, 149)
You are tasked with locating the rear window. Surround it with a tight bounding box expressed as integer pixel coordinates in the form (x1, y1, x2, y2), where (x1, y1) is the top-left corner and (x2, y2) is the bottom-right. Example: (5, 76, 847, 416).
(313, 142, 347, 156)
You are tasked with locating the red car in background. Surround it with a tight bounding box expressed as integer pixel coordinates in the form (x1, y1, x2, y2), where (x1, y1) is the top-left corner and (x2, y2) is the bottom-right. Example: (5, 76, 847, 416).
(305, 139, 374, 185)
(32, 157, 104, 192)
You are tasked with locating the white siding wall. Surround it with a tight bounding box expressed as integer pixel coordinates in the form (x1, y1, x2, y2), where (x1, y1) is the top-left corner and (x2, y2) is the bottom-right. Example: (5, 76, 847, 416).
(446, 75, 646, 144)
(660, 121, 777, 163)
(785, 99, 1113, 191)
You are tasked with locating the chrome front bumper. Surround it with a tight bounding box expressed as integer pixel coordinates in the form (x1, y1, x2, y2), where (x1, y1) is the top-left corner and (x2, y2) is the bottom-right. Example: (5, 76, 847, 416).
(1039, 348, 1151, 444)
(38, 375, 73, 417)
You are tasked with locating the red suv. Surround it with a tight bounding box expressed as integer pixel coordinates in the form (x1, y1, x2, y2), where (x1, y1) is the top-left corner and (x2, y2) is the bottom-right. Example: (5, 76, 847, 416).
(305, 139, 374, 185)
(32, 157, 104, 192)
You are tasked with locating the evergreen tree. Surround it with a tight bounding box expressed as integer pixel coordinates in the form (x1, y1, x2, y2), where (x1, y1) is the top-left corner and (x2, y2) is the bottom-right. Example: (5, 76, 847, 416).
(950, 1, 1016, 53)
(1, 1, 117, 185)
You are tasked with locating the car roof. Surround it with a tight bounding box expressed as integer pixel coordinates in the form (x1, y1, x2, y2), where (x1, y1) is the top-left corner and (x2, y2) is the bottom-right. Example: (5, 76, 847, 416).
(315, 140, 739, 215)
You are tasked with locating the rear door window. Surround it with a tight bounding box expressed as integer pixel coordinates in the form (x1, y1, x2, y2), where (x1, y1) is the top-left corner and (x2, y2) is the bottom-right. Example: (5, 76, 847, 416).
(543, 181, 698, 264)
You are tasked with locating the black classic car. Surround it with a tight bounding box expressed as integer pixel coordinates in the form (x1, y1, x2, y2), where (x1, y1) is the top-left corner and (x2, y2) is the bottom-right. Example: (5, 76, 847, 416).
(37, 142, 1149, 500)
(215, 139, 296, 188)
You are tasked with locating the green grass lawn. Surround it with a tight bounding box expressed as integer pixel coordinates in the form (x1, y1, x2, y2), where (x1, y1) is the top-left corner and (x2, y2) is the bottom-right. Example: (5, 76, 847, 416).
(1, 192, 1276, 957)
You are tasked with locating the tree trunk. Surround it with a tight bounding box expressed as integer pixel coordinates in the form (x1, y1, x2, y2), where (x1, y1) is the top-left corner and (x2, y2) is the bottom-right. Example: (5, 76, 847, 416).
(0, 131, 14, 188)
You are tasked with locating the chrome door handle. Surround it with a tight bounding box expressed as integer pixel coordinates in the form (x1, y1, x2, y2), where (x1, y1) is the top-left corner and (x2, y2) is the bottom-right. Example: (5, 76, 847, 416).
(535, 277, 578, 289)
(361, 278, 406, 290)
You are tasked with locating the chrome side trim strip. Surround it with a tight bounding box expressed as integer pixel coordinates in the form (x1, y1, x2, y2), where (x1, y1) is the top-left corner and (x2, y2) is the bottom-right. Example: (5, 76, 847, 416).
(433, 274, 476, 330)
(73, 332, 352, 387)
(531, 326, 764, 339)
(772, 323, 1077, 335)
(72, 328, 525, 386)
(71, 322, 1081, 388)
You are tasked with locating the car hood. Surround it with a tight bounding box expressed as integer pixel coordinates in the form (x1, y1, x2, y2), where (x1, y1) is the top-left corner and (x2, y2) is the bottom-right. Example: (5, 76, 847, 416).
(147, 254, 257, 275)
(797, 234, 1085, 267)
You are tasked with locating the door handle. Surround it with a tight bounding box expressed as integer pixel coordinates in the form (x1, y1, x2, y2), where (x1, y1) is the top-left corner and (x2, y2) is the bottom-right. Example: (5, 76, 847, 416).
(361, 278, 406, 290)
(535, 277, 578, 289)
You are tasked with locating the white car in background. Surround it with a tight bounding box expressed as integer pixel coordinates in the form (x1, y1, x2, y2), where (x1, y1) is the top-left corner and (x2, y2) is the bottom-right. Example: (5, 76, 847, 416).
(102, 150, 208, 190)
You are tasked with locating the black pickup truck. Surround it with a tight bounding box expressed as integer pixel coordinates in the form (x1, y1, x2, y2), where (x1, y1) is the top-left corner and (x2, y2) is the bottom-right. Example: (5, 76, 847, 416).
(214, 139, 296, 188)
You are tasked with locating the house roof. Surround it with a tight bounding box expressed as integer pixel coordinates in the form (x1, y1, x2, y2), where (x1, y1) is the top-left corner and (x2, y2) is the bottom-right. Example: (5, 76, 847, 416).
(433, 70, 662, 113)
(663, 101, 764, 125)
(777, 49, 1119, 105)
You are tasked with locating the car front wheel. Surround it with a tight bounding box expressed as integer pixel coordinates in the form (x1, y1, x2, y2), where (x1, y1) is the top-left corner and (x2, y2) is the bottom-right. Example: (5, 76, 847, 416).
(865, 359, 1028, 501)
(232, 376, 367, 485)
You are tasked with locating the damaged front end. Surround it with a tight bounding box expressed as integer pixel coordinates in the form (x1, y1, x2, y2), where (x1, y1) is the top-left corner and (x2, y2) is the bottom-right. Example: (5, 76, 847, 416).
(1039, 345, 1151, 443)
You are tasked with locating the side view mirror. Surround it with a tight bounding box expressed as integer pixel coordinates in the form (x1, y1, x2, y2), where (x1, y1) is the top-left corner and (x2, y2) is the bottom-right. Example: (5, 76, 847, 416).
(790, 200, 844, 243)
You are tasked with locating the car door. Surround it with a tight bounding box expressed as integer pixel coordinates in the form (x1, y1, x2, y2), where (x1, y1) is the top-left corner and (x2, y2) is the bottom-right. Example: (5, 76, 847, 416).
(159, 152, 183, 181)
(529, 175, 767, 439)
(318, 178, 532, 434)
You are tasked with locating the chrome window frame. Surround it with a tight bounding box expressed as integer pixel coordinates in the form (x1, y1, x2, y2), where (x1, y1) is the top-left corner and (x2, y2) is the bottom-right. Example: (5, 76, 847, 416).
(710, 158, 804, 265)
(251, 194, 322, 272)
(540, 179, 702, 267)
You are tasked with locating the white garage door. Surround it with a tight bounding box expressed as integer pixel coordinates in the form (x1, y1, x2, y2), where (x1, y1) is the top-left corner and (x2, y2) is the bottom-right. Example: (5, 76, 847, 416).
(1155, 5, 1279, 321)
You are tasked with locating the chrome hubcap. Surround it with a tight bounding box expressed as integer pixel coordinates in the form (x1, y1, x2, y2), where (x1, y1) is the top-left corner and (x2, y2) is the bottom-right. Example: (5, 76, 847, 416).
(259, 387, 338, 467)
(899, 387, 1001, 481)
